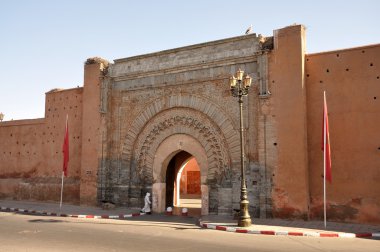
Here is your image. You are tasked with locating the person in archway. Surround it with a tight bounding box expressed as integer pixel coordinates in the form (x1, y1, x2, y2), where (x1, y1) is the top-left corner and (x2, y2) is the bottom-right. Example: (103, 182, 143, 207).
(141, 192, 151, 214)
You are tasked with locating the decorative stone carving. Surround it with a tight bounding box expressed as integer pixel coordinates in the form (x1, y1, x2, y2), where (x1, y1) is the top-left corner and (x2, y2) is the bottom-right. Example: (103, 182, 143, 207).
(99, 34, 266, 215)
(120, 92, 243, 185)
(115, 88, 253, 213)
(133, 108, 231, 186)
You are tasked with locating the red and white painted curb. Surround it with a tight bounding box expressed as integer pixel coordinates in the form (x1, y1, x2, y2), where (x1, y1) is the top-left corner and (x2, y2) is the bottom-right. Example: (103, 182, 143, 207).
(0, 206, 145, 219)
(200, 222, 380, 239)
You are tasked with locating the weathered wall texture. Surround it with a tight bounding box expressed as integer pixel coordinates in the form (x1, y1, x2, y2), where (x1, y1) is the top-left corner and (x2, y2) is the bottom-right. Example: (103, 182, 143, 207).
(305, 45, 380, 223)
(79, 63, 106, 205)
(0, 88, 84, 203)
(0, 61, 106, 205)
(266, 25, 310, 219)
(99, 34, 271, 216)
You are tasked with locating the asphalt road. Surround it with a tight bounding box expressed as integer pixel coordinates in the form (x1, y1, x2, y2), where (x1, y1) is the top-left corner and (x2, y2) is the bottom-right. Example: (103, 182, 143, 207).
(0, 212, 379, 252)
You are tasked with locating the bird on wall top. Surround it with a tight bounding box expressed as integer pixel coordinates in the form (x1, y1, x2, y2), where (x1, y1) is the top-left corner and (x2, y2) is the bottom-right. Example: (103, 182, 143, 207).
(245, 25, 252, 35)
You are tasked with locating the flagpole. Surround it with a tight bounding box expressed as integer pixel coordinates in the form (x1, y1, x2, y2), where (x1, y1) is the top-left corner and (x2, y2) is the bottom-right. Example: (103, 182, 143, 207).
(60, 114, 69, 213)
(323, 91, 327, 229)
(59, 171, 64, 212)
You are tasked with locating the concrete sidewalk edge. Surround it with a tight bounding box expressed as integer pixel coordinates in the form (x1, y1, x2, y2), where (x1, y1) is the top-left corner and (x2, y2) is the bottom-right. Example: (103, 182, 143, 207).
(199, 221, 380, 239)
(0, 206, 145, 219)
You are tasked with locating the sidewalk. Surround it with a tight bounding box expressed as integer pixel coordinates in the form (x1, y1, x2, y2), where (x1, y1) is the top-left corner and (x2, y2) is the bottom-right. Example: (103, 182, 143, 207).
(1, 200, 379, 239)
(200, 215, 380, 238)
(0, 199, 142, 218)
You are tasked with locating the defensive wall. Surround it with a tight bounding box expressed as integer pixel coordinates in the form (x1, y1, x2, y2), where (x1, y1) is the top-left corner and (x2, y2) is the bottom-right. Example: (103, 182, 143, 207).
(0, 87, 83, 203)
(305, 44, 380, 223)
(0, 25, 378, 224)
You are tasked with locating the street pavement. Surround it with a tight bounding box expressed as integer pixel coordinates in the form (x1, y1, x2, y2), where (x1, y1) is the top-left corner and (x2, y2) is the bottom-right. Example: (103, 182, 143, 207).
(1, 211, 380, 252)
(1, 199, 380, 239)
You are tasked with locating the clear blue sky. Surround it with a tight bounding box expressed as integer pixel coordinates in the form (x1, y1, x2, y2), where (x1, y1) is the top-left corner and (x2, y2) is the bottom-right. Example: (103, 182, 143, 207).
(1, 0, 379, 120)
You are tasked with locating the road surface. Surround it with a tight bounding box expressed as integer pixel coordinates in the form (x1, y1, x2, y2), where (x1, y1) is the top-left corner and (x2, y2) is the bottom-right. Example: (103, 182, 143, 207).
(0, 212, 378, 252)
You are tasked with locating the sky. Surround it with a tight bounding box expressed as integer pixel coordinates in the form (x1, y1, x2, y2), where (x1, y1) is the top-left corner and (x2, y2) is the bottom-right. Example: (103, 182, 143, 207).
(0, 0, 379, 121)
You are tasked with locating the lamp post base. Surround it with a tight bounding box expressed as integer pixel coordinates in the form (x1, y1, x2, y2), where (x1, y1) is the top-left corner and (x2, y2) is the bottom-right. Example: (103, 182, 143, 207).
(238, 218, 252, 227)
(238, 199, 252, 227)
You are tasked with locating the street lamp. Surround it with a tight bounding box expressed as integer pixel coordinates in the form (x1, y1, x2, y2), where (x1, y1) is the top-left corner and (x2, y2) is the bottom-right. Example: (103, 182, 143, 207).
(230, 69, 252, 227)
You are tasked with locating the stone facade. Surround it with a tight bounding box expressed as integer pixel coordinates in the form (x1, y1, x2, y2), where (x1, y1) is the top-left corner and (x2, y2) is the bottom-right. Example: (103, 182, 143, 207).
(1, 24, 379, 224)
(99, 33, 272, 216)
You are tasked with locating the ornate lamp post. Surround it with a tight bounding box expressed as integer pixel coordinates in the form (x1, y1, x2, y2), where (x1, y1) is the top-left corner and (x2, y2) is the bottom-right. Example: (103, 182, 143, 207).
(230, 69, 252, 227)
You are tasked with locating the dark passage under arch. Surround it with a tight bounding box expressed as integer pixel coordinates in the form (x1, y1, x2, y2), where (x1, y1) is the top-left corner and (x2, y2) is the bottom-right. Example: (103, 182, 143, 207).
(165, 151, 201, 214)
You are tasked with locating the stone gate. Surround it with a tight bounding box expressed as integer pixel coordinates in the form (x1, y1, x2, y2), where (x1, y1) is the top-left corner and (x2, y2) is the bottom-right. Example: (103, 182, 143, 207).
(98, 33, 273, 216)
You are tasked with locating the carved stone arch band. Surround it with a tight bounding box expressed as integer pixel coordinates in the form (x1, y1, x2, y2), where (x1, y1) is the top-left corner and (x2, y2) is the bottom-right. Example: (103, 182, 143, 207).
(132, 108, 231, 185)
(121, 94, 241, 178)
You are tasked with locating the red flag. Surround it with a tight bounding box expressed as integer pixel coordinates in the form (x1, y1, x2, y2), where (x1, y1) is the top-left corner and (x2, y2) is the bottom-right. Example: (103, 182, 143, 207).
(322, 93, 332, 183)
(62, 115, 69, 177)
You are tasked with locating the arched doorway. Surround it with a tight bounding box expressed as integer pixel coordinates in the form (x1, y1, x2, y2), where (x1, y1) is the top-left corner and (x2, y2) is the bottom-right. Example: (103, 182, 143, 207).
(151, 134, 209, 215)
(165, 151, 201, 215)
